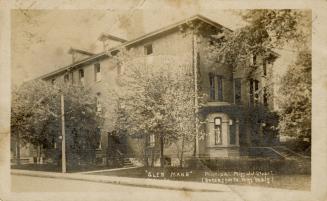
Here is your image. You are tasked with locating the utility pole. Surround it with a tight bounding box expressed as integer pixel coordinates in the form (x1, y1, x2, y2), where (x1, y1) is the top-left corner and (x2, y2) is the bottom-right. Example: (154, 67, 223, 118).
(193, 31, 199, 157)
(61, 94, 66, 173)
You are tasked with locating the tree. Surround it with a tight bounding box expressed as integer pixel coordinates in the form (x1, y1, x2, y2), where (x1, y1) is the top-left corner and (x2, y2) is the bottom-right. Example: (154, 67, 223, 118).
(278, 51, 311, 140)
(206, 9, 311, 72)
(11, 80, 104, 166)
(204, 10, 311, 144)
(109, 50, 200, 167)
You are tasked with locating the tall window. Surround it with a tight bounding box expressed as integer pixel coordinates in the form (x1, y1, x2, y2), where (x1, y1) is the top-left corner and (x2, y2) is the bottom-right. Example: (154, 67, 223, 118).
(249, 79, 259, 106)
(229, 119, 236, 145)
(79, 69, 84, 84)
(148, 134, 155, 147)
(209, 73, 223, 101)
(251, 54, 257, 65)
(263, 87, 268, 106)
(234, 78, 242, 104)
(263, 60, 267, 76)
(214, 117, 222, 145)
(96, 98, 102, 113)
(94, 63, 101, 82)
(209, 73, 215, 100)
(144, 44, 153, 55)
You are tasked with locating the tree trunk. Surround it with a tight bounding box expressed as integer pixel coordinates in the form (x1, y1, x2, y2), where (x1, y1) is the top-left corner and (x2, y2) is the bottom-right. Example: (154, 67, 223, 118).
(160, 134, 164, 168)
(16, 132, 21, 165)
(151, 148, 155, 167)
(180, 134, 185, 168)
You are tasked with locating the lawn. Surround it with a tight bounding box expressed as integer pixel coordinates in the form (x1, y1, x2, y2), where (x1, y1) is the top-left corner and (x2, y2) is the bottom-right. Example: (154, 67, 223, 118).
(89, 167, 310, 191)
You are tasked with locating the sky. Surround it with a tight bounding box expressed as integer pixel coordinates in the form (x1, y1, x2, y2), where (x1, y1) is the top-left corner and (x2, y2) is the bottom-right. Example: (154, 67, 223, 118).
(11, 6, 293, 86)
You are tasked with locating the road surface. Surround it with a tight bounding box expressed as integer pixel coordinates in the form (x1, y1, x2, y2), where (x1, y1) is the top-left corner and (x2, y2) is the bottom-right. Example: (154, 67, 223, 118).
(10, 175, 313, 201)
(11, 175, 243, 201)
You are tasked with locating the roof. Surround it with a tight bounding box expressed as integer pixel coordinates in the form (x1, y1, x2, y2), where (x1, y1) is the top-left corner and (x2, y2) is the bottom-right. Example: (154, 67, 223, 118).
(98, 33, 127, 43)
(68, 48, 95, 56)
(38, 14, 231, 80)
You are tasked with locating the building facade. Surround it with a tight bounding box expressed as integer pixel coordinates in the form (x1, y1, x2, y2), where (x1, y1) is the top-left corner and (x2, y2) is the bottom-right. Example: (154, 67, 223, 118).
(36, 15, 278, 166)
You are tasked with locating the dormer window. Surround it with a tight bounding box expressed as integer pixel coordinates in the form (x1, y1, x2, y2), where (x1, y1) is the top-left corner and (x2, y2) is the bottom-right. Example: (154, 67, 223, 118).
(144, 44, 153, 55)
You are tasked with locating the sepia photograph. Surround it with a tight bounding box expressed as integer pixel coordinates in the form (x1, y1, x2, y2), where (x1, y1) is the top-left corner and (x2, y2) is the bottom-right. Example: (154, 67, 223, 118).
(1, 1, 326, 201)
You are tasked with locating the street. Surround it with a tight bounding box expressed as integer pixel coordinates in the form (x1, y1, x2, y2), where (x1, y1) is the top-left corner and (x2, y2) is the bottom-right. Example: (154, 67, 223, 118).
(10, 175, 314, 201)
(11, 175, 243, 201)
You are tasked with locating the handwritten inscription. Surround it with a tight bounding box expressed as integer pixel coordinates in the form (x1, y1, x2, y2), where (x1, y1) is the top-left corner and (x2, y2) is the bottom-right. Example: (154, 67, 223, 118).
(202, 171, 274, 184)
(145, 170, 193, 178)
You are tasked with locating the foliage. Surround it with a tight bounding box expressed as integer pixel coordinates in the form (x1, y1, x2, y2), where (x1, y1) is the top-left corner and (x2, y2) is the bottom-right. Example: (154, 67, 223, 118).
(110, 51, 200, 167)
(278, 51, 311, 139)
(11, 80, 104, 164)
(206, 9, 311, 72)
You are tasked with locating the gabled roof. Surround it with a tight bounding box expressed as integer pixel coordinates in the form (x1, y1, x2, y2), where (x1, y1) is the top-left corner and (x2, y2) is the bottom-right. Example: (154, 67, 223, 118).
(98, 33, 127, 43)
(38, 14, 231, 80)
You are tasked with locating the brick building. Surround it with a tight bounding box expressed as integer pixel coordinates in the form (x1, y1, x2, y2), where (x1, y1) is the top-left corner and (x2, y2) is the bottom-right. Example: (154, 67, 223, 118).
(35, 15, 278, 166)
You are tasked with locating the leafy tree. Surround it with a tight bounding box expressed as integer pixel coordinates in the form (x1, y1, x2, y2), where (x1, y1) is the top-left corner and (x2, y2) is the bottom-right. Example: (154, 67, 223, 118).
(278, 51, 311, 140)
(11, 80, 104, 166)
(204, 10, 311, 144)
(110, 51, 201, 167)
(206, 9, 311, 72)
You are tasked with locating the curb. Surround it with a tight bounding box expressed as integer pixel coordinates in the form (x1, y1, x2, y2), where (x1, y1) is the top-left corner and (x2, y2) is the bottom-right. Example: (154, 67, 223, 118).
(11, 169, 231, 192)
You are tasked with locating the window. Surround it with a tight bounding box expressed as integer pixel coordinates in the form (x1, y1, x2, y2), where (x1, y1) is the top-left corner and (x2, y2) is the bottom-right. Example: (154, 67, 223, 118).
(148, 134, 155, 147)
(144, 44, 153, 55)
(71, 72, 74, 84)
(234, 78, 242, 104)
(96, 98, 102, 113)
(51, 79, 56, 85)
(79, 69, 84, 84)
(214, 117, 222, 145)
(263, 87, 268, 106)
(94, 63, 101, 82)
(251, 54, 257, 65)
(263, 60, 267, 76)
(208, 73, 223, 101)
(249, 79, 259, 106)
(217, 76, 223, 101)
(209, 73, 215, 100)
(229, 119, 236, 145)
(64, 74, 69, 83)
(96, 128, 101, 149)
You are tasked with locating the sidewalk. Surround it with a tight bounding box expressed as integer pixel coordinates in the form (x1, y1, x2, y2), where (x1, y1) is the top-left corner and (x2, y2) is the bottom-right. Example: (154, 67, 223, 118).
(11, 169, 231, 192)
